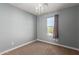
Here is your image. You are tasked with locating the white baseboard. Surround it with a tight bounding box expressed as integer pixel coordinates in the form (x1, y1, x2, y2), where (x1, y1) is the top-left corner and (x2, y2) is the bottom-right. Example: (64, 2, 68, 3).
(0, 40, 36, 55)
(37, 39, 79, 51)
(1, 39, 79, 55)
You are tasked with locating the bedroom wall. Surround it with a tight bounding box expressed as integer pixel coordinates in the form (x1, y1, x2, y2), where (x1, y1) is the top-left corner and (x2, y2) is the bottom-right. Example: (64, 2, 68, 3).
(37, 6, 78, 48)
(76, 7, 79, 48)
(0, 3, 37, 52)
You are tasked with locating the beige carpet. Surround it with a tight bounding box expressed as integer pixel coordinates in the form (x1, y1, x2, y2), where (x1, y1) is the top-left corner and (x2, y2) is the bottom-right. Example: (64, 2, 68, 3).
(3, 41, 79, 55)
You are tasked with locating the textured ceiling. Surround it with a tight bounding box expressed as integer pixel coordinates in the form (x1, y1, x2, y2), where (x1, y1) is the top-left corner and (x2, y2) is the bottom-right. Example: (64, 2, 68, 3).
(10, 3, 79, 15)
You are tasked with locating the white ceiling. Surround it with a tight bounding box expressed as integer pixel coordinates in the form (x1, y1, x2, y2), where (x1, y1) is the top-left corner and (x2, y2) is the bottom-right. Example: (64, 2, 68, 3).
(10, 3, 79, 15)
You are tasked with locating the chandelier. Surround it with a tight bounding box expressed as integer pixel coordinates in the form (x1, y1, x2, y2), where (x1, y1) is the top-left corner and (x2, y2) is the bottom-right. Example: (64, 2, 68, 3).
(35, 3, 48, 15)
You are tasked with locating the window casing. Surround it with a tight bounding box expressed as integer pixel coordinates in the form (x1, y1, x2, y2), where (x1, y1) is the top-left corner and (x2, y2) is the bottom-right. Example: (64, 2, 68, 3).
(47, 15, 59, 38)
(47, 17, 54, 36)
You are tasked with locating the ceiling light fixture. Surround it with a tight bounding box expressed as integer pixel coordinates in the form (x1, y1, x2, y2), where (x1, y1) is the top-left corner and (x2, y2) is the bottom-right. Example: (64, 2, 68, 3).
(35, 3, 48, 15)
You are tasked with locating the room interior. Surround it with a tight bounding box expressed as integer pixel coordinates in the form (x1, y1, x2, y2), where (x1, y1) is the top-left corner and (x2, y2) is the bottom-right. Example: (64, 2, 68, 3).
(0, 3, 79, 55)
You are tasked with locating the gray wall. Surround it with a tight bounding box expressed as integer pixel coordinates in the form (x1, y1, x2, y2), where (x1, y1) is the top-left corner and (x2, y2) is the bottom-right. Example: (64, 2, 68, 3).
(0, 3, 37, 52)
(77, 7, 79, 48)
(58, 7, 77, 48)
(37, 6, 78, 48)
(0, 3, 79, 52)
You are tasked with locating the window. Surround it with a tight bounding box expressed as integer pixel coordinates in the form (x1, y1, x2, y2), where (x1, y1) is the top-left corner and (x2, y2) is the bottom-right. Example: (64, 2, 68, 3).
(47, 17, 54, 36)
(47, 15, 59, 38)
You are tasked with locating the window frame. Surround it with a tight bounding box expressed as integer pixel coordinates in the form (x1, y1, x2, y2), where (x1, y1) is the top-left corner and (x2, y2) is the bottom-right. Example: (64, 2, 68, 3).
(47, 14, 59, 39)
(47, 16, 55, 36)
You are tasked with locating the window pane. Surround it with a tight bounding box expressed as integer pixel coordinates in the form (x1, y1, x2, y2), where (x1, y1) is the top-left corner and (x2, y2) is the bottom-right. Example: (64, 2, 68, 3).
(47, 17, 54, 36)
